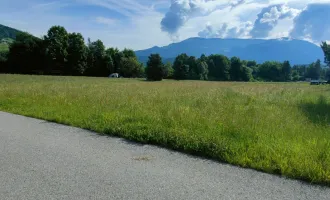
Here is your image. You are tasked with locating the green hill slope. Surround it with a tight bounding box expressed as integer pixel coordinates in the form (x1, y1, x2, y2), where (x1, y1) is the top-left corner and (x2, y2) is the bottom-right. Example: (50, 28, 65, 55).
(0, 23, 22, 52)
(0, 24, 22, 40)
(0, 38, 14, 52)
(0, 43, 8, 52)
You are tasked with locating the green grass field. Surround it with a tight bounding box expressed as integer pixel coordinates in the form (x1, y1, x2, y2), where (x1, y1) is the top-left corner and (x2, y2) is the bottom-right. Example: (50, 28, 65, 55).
(1, 74, 330, 184)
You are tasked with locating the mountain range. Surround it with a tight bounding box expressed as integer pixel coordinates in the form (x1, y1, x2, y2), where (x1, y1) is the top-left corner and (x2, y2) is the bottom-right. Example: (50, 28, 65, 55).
(135, 37, 324, 65)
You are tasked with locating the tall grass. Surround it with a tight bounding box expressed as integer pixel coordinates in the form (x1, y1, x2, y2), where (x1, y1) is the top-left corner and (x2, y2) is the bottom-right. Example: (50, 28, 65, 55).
(1, 74, 330, 184)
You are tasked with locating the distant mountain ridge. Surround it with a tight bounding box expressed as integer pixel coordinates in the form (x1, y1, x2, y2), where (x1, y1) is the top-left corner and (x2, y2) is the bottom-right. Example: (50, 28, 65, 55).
(0, 24, 22, 40)
(135, 37, 324, 65)
(0, 24, 23, 52)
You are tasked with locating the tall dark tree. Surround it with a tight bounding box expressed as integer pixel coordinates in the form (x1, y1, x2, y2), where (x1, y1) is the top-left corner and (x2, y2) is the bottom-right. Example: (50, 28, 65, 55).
(307, 59, 322, 80)
(257, 61, 283, 82)
(173, 53, 190, 80)
(230, 57, 243, 81)
(321, 42, 330, 67)
(207, 54, 230, 80)
(247, 60, 257, 68)
(282, 61, 292, 81)
(105, 47, 120, 72)
(199, 54, 207, 62)
(44, 26, 69, 73)
(85, 39, 108, 76)
(0, 51, 8, 73)
(187, 56, 197, 79)
(7, 32, 45, 74)
(146, 54, 164, 81)
(67, 33, 87, 75)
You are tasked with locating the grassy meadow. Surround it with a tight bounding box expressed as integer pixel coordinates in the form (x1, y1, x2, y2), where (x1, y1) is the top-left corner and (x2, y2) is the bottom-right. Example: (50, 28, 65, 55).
(1, 74, 330, 184)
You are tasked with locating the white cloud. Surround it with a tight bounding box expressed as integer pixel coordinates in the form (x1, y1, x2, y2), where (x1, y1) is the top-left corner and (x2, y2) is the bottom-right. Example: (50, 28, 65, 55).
(164, 0, 330, 44)
(160, 0, 231, 34)
(250, 4, 301, 38)
(198, 21, 252, 38)
(2, 0, 330, 50)
(95, 17, 117, 25)
(290, 3, 330, 43)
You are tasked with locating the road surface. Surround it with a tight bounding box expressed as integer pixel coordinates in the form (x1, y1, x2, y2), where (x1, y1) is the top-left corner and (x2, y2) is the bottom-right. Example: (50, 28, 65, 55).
(0, 111, 329, 200)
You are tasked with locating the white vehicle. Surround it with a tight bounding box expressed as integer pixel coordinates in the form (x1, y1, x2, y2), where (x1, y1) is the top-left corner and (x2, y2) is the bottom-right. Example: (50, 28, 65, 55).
(109, 73, 119, 78)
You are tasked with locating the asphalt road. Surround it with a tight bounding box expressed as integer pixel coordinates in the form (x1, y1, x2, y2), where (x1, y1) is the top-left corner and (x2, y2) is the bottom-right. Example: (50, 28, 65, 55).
(1, 111, 330, 200)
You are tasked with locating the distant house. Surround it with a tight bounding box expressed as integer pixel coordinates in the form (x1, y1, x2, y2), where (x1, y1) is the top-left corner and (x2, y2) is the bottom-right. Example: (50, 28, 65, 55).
(109, 73, 119, 78)
(310, 79, 327, 85)
(310, 80, 320, 85)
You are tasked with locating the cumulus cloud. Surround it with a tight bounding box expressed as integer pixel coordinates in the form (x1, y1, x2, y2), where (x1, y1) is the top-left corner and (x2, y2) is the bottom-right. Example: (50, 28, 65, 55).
(198, 21, 252, 38)
(160, 0, 229, 34)
(290, 3, 330, 42)
(250, 4, 300, 38)
(230, 0, 246, 9)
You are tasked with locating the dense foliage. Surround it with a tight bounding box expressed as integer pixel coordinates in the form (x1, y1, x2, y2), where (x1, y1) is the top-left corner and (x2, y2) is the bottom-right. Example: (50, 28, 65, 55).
(0, 26, 144, 77)
(146, 54, 164, 81)
(0, 24, 329, 82)
(321, 42, 330, 67)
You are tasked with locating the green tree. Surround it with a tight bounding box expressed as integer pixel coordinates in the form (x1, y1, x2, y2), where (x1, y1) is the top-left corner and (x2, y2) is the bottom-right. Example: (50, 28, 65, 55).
(199, 54, 207, 62)
(257, 61, 283, 82)
(187, 56, 197, 79)
(207, 54, 230, 80)
(241, 65, 253, 82)
(306, 59, 322, 80)
(0, 51, 8, 73)
(282, 61, 292, 81)
(292, 64, 308, 81)
(321, 42, 330, 67)
(119, 57, 144, 78)
(230, 57, 243, 81)
(103, 50, 115, 74)
(196, 61, 208, 80)
(292, 70, 300, 81)
(173, 53, 190, 80)
(163, 62, 174, 79)
(247, 60, 257, 68)
(122, 48, 137, 59)
(146, 54, 164, 81)
(67, 33, 87, 75)
(105, 47, 120, 73)
(175, 64, 190, 80)
(44, 26, 69, 72)
(85, 39, 108, 76)
(8, 32, 45, 74)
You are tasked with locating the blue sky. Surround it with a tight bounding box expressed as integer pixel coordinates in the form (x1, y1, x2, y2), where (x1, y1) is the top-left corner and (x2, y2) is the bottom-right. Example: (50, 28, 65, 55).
(1, 0, 330, 50)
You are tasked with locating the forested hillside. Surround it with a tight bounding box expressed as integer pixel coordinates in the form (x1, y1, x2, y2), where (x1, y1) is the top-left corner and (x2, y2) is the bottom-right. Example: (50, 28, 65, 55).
(0, 24, 22, 40)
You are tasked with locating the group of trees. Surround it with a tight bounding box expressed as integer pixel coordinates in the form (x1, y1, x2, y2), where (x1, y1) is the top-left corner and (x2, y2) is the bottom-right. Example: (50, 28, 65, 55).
(1, 24, 330, 82)
(291, 59, 330, 81)
(0, 26, 144, 77)
(146, 53, 330, 82)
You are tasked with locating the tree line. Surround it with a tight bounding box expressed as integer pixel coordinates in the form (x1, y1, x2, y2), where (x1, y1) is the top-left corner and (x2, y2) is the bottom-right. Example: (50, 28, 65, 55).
(1, 25, 330, 82)
(0, 26, 144, 78)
